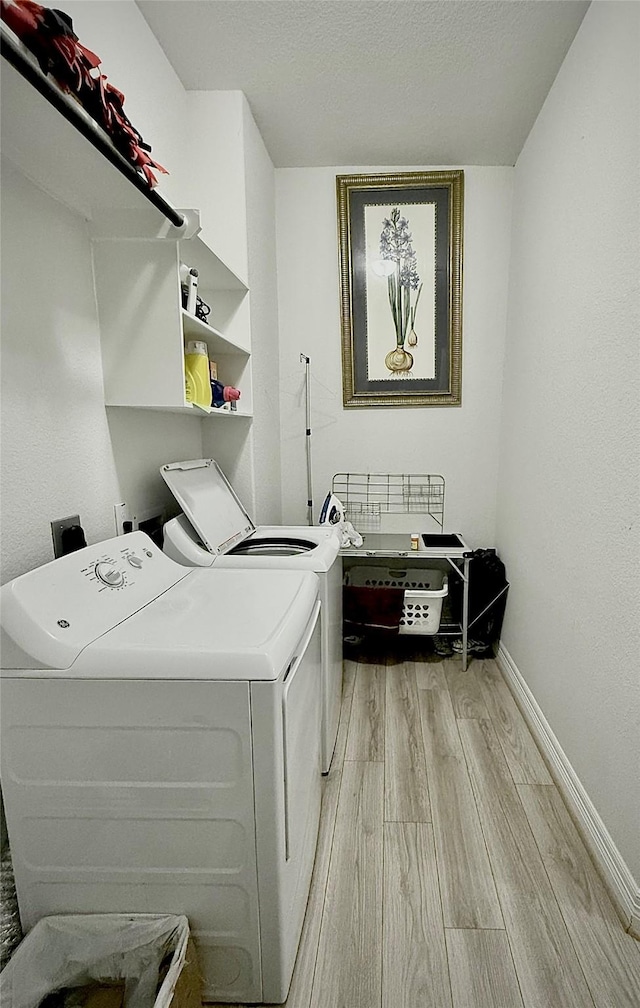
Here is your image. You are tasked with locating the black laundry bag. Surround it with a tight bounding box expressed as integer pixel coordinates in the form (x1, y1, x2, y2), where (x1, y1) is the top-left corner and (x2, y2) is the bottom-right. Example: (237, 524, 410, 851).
(449, 549, 509, 654)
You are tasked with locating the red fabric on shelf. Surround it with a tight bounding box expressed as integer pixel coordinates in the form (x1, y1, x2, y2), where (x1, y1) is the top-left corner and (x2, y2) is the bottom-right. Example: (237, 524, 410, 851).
(1, 0, 168, 186)
(343, 585, 405, 634)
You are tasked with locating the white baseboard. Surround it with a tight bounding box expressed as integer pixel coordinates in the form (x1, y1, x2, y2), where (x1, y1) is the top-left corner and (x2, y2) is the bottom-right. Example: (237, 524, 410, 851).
(496, 643, 640, 938)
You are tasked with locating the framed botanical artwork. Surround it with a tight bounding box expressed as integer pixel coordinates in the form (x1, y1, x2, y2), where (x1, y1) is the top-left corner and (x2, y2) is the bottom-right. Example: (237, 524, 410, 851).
(336, 170, 463, 407)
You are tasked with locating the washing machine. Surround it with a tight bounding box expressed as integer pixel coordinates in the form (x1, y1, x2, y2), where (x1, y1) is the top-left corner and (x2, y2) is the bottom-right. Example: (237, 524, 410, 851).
(160, 458, 343, 773)
(0, 532, 322, 1005)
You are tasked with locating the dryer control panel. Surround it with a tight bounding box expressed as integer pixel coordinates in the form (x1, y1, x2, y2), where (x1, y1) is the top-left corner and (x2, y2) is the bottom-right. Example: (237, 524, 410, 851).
(82, 540, 158, 593)
(1, 533, 189, 672)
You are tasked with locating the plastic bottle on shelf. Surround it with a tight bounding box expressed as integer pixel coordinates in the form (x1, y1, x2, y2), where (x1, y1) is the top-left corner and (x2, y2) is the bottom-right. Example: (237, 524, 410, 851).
(184, 341, 212, 409)
(210, 378, 241, 410)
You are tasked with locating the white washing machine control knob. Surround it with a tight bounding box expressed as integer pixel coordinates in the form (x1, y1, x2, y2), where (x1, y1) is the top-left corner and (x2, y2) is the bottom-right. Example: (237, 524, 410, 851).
(127, 555, 143, 569)
(95, 562, 124, 587)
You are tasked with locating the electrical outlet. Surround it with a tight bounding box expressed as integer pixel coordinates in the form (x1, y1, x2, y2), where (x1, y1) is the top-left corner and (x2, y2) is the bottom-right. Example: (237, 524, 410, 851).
(51, 515, 81, 558)
(114, 503, 163, 539)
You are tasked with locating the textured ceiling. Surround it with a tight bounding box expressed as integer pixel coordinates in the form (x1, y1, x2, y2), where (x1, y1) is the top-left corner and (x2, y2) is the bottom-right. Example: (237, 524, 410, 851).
(137, 0, 589, 168)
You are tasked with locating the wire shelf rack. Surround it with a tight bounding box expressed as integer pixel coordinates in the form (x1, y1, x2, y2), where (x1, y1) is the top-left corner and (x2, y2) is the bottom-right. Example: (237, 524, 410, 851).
(332, 473, 445, 531)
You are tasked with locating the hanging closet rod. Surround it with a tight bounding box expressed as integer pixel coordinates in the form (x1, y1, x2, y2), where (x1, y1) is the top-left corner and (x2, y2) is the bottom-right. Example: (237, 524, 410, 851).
(1, 27, 185, 230)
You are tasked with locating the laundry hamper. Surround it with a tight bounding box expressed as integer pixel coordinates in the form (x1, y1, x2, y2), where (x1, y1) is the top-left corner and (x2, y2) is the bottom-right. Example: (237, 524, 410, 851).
(0, 914, 202, 1008)
(344, 566, 448, 635)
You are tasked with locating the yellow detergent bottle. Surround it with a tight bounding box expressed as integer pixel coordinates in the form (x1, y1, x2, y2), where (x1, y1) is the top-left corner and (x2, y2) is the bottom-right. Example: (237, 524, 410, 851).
(184, 340, 212, 409)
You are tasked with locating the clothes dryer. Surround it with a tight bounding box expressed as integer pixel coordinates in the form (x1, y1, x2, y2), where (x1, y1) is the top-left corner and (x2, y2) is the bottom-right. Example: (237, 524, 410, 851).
(161, 458, 342, 773)
(0, 532, 322, 1005)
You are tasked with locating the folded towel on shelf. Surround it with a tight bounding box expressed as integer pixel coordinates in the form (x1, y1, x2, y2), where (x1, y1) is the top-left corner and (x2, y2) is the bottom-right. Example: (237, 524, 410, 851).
(343, 585, 405, 634)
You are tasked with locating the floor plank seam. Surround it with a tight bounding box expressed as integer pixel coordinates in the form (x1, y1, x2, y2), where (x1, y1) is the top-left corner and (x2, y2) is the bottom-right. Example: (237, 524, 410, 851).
(298, 775, 343, 1008)
(515, 783, 619, 1008)
(302, 673, 355, 1008)
(504, 926, 528, 1008)
(382, 817, 433, 824)
(458, 714, 600, 1008)
(513, 779, 594, 959)
(451, 712, 506, 932)
(434, 818, 457, 1008)
(379, 812, 387, 1008)
(443, 925, 508, 931)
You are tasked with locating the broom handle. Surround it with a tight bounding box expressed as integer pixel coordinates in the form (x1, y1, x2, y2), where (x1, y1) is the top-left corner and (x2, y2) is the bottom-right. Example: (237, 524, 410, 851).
(301, 354, 313, 525)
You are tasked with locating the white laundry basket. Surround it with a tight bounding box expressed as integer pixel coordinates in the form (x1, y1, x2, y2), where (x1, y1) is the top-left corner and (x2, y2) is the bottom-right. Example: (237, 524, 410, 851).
(344, 566, 448, 635)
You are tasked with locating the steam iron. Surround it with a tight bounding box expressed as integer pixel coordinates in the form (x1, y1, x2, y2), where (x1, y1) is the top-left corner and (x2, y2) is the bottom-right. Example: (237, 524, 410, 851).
(319, 492, 345, 526)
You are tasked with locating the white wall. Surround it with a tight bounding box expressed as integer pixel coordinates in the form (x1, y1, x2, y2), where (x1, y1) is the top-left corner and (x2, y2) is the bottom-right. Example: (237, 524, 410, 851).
(193, 91, 282, 522)
(187, 90, 255, 512)
(185, 91, 249, 283)
(0, 161, 118, 581)
(1, 2, 282, 585)
(0, 0, 206, 582)
(497, 2, 640, 879)
(0, 162, 203, 582)
(241, 97, 282, 524)
(275, 167, 513, 541)
(61, 0, 191, 207)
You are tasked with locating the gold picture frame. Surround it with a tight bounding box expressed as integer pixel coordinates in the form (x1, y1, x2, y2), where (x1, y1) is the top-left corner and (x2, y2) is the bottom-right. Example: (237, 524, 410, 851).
(337, 170, 464, 407)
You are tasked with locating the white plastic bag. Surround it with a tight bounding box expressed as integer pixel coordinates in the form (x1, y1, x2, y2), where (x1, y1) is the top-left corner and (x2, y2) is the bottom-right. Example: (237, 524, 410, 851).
(0, 914, 191, 1008)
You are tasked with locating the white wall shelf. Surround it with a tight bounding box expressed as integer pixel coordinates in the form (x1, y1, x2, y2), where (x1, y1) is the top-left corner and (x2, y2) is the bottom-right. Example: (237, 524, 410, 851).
(181, 310, 250, 356)
(1, 24, 254, 421)
(117, 404, 253, 417)
(93, 231, 253, 415)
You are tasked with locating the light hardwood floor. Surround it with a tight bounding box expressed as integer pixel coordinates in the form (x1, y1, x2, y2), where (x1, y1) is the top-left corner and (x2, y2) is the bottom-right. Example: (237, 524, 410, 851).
(208, 646, 640, 1008)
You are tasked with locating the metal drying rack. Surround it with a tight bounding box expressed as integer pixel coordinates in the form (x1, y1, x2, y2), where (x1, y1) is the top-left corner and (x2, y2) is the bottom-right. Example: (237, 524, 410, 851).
(333, 473, 471, 667)
(332, 472, 446, 531)
(335, 473, 510, 671)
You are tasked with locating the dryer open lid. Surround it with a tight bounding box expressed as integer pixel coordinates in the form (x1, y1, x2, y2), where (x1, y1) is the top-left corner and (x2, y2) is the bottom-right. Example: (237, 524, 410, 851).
(160, 459, 320, 558)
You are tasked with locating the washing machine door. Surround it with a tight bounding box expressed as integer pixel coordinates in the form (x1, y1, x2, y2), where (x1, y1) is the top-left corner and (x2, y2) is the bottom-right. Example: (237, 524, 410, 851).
(160, 458, 255, 556)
